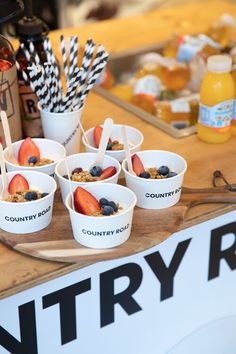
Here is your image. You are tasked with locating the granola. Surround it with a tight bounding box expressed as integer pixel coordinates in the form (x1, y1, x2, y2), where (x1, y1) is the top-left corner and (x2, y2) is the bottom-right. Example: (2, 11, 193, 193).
(71, 171, 99, 182)
(25, 158, 54, 167)
(5, 190, 43, 203)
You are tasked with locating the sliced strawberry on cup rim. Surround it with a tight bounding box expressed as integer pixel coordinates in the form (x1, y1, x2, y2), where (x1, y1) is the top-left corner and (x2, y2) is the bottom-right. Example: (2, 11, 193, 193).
(99, 166, 117, 180)
(74, 187, 101, 216)
(93, 125, 112, 148)
(132, 154, 145, 176)
(18, 137, 41, 165)
(8, 174, 29, 195)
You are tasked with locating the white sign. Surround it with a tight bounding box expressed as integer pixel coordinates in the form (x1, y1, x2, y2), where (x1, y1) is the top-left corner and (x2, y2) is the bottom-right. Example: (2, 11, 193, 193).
(1, 210, 236, 354)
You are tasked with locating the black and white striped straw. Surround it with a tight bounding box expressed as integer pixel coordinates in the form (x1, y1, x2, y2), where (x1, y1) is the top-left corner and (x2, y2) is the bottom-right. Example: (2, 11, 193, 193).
(61, 68, 82, 112)
(80, 39, 96, 85)
(60, 35, 69, 82)
(69, 36, 78, 80)
(18, 36, 109, 113)
(74, 51, 109, 110)
(29, 42, 41, 65)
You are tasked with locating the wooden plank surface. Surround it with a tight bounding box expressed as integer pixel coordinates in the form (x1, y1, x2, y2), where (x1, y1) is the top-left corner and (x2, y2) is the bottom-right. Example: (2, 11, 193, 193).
(1, 0, 236, 299)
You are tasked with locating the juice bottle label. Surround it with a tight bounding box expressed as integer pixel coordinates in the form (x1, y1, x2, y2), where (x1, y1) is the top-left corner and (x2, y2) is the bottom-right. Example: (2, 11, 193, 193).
(133, 75, 161, 97)
(170, 100, 190, 113)
(199, 100, 233, 128)
(232, 99, 236, 121)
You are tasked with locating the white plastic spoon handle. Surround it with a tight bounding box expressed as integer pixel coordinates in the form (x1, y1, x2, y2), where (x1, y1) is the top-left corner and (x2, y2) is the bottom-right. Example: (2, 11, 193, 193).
(79, 120, 89, 145)
(0, 142, 9, 200)
(64, 157, 75, 210)
(121, 125, 135, 175)
(95, 118, 113, 166)
(1, 111, 18, 164)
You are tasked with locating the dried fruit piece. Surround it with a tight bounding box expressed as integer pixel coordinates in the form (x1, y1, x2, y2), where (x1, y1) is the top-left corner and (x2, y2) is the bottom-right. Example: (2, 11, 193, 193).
(8, 174, 29, 195)
(131, 154, 145, 176)
(93, 126, 112, 148)
(74, 187, 101, 215)
(100, 166, 117, 180)
(18, 137, 40, 166)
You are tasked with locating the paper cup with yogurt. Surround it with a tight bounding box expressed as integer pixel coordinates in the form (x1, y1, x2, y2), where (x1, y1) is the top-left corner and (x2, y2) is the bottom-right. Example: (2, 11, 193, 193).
(65, 183, 137, 248)
(55, 152, 121, 205)
(4, 138, 66, 179)
(82, 124, 144, 163)
(122, 150, 187, 209)
(38, 105, 83, 155)
(0, 170, 57, 234)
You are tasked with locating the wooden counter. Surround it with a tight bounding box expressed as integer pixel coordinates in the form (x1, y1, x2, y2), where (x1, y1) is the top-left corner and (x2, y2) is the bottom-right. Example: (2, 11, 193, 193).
(1, 0, 236, 300)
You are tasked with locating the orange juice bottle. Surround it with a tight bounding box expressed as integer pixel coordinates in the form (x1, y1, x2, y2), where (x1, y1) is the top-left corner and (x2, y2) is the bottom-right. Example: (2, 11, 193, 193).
(197, 55, 235, 143)
(231, 67, 236, 135)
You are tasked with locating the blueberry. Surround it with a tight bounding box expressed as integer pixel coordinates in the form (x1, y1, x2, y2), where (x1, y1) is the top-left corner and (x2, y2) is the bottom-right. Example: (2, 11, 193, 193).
(139, 171, 151, 179)
(72, 167, 83, 174)
(108, 201, 118, 212)
(25, 191, 38, 201)
(102, 205, 114, 216)
(168, 171, 178, 178)
(28, 156, 38, 164)
(158, 166, 169, 176)
(63, 175, 69, 179)
(99, 198, 109, 206)
(90, 166, 102, 177)
(41, 192, 49, 198)
(106, 143, 113, 150)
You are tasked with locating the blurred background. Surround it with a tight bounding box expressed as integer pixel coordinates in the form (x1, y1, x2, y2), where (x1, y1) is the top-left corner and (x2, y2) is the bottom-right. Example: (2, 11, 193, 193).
(15, 0, 193, 30)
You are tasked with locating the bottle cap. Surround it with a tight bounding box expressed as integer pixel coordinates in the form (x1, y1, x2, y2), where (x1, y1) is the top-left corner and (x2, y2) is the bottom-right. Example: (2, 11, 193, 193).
(207, 55, 232, 73)
(16, 16, 49, 39)
(15, 0, 49, 39)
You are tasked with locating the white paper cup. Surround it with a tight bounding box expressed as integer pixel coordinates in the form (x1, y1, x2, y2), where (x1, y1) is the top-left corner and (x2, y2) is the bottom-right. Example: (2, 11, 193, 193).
(55, 152, 121, 205)
(38, 105, 83, 155)
(0, 171, 57, 234)
(4, 138, 66, 179)
(65, 183, 137, 248)
(122, 150, 187, 209)
(82, 124, 144, 163)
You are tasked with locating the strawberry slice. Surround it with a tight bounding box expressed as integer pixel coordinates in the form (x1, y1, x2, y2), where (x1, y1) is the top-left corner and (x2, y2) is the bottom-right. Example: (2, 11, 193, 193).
(74, 187, 101, 216)
(93, 125, 112, 148)
(0, 59, 12, 72)
(18, 137, 40, 165)
(99, 166, 117, 180)
(8, 174, 29, 194)
(132, 154, 145, 176)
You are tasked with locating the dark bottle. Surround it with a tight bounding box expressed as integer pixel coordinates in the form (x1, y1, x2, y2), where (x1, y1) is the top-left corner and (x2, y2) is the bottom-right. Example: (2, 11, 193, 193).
(15, 2, 49, 138)
(0, 34, 22, 146)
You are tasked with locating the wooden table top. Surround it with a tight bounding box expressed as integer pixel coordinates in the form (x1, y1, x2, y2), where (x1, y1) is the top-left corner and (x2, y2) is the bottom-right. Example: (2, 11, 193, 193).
(2, 0, 236, 299)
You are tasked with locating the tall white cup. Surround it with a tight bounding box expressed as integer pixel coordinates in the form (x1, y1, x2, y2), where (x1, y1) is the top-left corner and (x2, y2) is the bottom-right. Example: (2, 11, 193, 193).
(38, 105, 83, 155)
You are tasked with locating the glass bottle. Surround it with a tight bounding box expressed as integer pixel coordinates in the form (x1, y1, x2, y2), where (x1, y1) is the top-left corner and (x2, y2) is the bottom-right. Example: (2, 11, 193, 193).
(0, 34, 22, 146)
(15, 7, 49, 138)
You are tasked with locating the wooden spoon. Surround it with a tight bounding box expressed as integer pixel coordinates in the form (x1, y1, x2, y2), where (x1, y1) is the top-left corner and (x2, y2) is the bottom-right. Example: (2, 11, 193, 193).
(92, 117, 113, 168)
(0, 111, 18, 165)
(0, 142, 9, 200)
(121, 125, 136, 175)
